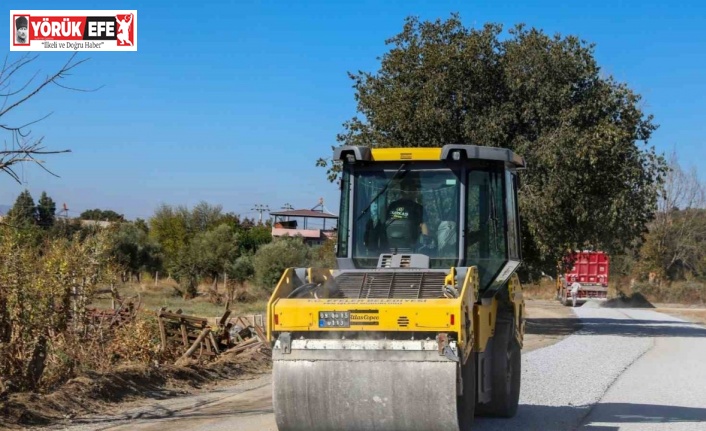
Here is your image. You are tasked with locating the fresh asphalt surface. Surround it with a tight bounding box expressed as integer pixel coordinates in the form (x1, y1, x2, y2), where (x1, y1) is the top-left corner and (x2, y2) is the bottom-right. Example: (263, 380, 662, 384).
(479, 307, 706, 431)
(55, 306, 706, 431)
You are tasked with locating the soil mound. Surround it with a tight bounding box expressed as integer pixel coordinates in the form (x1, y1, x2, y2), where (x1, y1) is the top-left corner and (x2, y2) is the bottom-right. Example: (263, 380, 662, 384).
(602, 292, 655, 309)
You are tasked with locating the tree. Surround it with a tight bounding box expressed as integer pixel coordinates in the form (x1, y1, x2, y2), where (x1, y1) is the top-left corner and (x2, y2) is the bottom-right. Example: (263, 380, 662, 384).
(190, 224, 238, 292)
(228, 255, 255, 285)
(0, 53, 96, 183)
(148, 202, 227, 275)
(253, 236, 309, 290)
(238, 225, 273, 253)
(227, 255, 256, 303)
(36, 191, 56, 229)
(134, 218, 149, 234)
(148, 204, 190, 274)
(190, 201, 223, 233)
(6, 189, 37, 227)
(220, 212, 244, 233)
(80, 208, 124, 221)
(49, 218, 89, 242)
(109, 223, 163, 282)
(638, 153, 706, 281)
(319, 15, 667, 276)
(171, 248, 200, 299)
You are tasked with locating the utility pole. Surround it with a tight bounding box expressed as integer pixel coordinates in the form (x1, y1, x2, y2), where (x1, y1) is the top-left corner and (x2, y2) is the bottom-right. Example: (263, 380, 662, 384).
(252, 204, 270, 225)
(282, 203, 294, 221)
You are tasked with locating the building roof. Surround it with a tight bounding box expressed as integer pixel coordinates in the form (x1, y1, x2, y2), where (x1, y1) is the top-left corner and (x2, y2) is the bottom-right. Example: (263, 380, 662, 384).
(269, 209, 338, 219)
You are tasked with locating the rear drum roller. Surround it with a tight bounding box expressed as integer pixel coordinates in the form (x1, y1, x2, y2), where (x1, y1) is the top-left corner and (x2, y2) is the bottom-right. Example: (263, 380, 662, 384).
(476, 313, 521, 418)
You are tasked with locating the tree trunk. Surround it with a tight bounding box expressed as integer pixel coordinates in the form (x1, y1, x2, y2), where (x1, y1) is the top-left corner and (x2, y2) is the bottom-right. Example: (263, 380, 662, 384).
(110, 282, 120, 310)
(185, 277, 198, 299)
(27, 335, 47, 390)
(224, 270, 229, 304)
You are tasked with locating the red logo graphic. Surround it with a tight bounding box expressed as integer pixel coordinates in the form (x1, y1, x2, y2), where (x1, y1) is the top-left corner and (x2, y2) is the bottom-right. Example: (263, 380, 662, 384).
(115, 13, 134, 46)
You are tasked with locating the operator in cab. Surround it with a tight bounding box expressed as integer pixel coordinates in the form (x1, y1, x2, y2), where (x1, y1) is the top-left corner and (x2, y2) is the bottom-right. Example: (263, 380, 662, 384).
(384, 177, 429, 251)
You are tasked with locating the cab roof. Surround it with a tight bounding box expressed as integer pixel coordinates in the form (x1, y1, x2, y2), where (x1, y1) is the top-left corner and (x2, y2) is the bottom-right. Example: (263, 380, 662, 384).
(333, 145, 525, 169)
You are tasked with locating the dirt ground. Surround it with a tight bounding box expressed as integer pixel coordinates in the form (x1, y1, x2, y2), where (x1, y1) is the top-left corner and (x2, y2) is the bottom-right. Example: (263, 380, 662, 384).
(0, 300, 577, 430)
(523, 299, 580, 352)
(0, 348, 272, 430)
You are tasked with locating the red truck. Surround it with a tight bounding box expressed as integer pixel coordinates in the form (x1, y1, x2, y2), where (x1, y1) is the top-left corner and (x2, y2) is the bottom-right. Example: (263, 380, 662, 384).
(556, 251, 610, 307)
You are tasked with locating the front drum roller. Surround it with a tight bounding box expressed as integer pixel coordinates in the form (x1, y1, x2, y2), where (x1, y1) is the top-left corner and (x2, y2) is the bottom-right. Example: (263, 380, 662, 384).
(273, 338, 474, 431)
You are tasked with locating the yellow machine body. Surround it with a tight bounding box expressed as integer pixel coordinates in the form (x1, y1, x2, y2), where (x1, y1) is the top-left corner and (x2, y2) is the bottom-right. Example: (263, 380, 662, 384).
(267, 267, 524, 357)
(268, 145, 526, 431)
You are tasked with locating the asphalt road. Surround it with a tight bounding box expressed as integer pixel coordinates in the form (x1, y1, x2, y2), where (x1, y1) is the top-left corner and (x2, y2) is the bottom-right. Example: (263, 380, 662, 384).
(55, 306, 706, 431)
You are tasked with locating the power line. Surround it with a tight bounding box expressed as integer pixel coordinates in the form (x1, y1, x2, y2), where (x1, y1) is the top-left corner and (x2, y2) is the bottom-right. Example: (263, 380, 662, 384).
(280, 203, 294, 221)
(251, 204, 270, 225)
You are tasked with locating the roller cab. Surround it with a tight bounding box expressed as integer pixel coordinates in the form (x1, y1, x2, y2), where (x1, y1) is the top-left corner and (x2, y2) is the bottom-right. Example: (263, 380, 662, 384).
(268, 145, 526, 431)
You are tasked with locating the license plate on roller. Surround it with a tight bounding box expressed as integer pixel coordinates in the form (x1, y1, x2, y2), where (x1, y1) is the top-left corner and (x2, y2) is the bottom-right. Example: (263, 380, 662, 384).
(319, 311, 350, 328)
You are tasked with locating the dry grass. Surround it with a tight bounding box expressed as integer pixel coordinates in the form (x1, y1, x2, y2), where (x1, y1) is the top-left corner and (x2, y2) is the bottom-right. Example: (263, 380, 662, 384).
(656, 308, 706, 325)
(91, 279, 268, 318)
(611, 277, 706, 306)
(522, 278, 558, 301)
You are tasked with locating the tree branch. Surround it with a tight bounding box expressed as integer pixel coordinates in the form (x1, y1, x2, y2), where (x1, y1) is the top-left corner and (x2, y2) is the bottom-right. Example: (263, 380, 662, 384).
(0, 52, 96, 181)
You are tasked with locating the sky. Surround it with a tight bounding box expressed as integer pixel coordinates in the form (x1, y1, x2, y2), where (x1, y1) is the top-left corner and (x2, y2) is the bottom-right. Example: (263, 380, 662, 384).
(0, 0, 704, 221)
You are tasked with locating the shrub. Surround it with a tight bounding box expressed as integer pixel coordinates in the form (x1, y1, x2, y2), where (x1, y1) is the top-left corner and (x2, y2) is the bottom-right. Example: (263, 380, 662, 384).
(0, 227, 115, 392)
(308, 238, 337, 269)
(253, 236, 309, 290)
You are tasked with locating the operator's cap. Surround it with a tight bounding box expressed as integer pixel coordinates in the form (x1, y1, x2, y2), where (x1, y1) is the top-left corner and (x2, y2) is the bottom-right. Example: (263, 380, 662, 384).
(15, 16, 28, 29)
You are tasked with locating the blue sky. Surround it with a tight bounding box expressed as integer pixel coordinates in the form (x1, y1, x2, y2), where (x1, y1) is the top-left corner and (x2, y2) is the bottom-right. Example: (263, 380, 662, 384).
(1, 0, 704, 220)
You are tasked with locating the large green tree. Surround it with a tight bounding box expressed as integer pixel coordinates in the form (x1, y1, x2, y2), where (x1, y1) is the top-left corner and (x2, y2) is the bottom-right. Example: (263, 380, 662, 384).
(320, 16, 667, 275)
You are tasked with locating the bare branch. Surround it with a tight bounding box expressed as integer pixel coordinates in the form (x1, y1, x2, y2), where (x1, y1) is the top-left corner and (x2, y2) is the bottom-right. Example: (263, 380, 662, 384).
(0, 52, 96, 181)
(3, 165, 21, 183)
(0, 70, 39, 97)
(52, 80, 104, 93)
(23, 152, 62, 178)
(0, 149, 71, 156)
(0, 53, 38, 87)
(0, 112, 54, 132)
(0, 53, 88, 118)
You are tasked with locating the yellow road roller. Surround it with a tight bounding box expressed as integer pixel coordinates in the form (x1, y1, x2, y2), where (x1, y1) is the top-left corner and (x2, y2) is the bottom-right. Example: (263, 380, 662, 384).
(267, 145, 526, 431)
